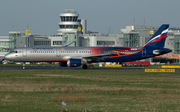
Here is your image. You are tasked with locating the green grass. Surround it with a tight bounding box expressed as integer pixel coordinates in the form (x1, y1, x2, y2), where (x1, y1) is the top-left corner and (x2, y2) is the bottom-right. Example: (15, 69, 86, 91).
(0, 69, 180, 112)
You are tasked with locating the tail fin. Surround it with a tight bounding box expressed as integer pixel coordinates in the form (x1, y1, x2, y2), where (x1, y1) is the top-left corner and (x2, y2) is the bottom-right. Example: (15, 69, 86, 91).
(143, 24, 169, 48)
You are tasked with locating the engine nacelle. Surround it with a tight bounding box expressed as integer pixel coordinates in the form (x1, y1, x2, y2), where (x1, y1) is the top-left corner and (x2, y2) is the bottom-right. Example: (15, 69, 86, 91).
(67, 59, 82, 67)
(59, 62, 67, 67)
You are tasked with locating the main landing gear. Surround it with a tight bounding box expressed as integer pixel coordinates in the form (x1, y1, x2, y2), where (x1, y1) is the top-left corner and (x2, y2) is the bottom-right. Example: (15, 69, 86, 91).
(82, 64, 94, 69)
(22, 62, 26, 69)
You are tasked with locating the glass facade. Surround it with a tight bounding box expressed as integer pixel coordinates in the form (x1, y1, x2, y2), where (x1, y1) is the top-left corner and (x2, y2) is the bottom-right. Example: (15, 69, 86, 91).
(123, 33, 139, 47)
(60, 16, 78, 22)
(0, 41, 9, 53)
(82, 39, 89, 47)
(59, 25, 78, 29)
(0, 41, 9, 47)
(62, 33, 79, 47)
(53, 41, 62, 45)
(174, 34, 180, 64)
(34, 39, 51, 46)
(174, 34, 180, 54)
(9, 32, 25, 51)
(97, 41, 115, 46)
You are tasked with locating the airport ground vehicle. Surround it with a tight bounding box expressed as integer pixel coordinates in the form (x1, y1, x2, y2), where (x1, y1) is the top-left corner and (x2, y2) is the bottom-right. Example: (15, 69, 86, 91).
(123, 61, 150, 66)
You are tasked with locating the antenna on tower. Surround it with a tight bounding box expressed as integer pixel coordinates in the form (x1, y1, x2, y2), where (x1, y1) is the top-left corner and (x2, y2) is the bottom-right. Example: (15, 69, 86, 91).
(16, 25, 17, 31)
(144, 18, 145, 26)
(108, 26, 111, 34)
(27, 24, 29, 29)
(133, 18, 135, 26)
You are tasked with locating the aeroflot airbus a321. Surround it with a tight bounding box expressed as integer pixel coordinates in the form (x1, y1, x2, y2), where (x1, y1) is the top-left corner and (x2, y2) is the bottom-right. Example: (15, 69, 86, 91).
(5, 24, 171, 69)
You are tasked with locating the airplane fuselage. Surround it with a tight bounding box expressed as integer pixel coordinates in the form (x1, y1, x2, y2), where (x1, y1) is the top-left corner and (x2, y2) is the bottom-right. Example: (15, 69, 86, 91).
(5, 46, 171, 63)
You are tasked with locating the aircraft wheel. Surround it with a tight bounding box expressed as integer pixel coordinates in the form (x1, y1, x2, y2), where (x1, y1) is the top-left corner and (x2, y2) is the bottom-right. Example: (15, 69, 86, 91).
(82, 64, 88, 69)
(88, 65, 94, 69)
(22, 63, 26, 70)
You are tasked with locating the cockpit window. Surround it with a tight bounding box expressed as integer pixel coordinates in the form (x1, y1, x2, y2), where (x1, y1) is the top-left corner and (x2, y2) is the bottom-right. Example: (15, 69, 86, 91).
(10, 51, 17, 53)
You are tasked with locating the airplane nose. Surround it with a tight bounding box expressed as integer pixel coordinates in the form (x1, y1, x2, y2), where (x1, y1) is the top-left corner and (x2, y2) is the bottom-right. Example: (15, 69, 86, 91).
(4, 54, 11, 60)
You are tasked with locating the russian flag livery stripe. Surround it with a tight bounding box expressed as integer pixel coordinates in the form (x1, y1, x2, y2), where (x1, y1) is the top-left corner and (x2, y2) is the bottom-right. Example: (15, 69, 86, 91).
(143, 24, 169, 48)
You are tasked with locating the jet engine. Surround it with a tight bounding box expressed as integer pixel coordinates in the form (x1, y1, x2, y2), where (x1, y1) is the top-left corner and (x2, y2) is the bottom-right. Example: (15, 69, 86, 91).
(59, 62, 67, 67)
(67, 59, 82, 67)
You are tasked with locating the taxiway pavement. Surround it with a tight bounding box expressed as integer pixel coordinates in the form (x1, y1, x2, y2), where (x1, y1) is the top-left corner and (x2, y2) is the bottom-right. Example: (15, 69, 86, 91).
(0, 65, 147, 70)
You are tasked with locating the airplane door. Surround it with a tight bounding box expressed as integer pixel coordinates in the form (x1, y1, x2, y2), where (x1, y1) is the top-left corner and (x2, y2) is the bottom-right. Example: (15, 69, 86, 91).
(56, 48, 60, 57)
(22, 48, 27, 57)
(142, 48, 146, 57)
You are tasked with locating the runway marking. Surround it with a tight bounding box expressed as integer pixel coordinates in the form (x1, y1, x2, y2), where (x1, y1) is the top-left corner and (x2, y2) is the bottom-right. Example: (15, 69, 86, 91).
(162, 65, 180, 68)
(105, 64, 122, 67)
(145, 69, 175, 72)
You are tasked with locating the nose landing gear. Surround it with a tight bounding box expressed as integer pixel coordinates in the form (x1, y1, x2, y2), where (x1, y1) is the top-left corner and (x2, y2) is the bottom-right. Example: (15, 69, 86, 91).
(22, 62, 26, 69)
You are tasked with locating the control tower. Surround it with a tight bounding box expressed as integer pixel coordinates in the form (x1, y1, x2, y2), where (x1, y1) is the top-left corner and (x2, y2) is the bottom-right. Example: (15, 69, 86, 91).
(57, 9, 80, 46)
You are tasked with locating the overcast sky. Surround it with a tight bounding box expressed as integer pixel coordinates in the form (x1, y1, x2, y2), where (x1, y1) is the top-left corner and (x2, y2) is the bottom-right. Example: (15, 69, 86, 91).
(0, 0, 180, 36)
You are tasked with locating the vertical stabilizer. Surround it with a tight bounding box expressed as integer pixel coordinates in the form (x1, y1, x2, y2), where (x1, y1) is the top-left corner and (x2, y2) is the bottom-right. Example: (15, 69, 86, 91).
(143, 24, 169, 48)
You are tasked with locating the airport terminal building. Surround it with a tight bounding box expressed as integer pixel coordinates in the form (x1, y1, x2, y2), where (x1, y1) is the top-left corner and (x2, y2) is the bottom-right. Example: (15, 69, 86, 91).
(1, 10, 180, 64)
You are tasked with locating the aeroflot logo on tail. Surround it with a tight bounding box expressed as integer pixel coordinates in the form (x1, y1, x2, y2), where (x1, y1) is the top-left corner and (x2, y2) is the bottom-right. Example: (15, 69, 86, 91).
(143, 29, 168, 47)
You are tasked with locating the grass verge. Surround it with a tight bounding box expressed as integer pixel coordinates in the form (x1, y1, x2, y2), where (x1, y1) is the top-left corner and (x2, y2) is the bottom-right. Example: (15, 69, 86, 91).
(0, 69, 180, 111)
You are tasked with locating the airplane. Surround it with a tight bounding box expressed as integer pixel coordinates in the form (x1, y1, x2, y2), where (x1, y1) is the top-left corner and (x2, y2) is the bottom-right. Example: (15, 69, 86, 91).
(4, 24, 171, 69)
